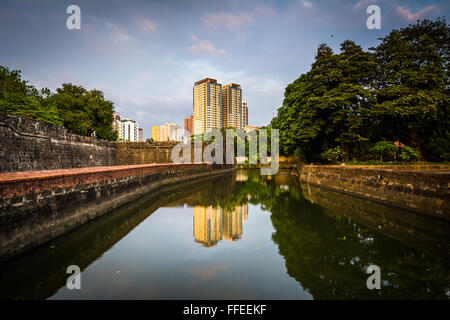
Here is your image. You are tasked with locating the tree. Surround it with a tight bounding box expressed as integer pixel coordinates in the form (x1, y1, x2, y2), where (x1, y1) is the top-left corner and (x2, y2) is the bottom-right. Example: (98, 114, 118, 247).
(49, 83, 117, 141)
(0, 66, 62, 125)
(271, 18, 449, 163)
(271, 41, 377, 162)
(371, 18, 449, 160)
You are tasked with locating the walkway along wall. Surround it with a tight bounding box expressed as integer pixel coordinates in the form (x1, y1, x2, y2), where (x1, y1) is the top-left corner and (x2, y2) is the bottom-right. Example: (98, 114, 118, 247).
(0, 163, 234, 262)
(299, 165, 450, 221)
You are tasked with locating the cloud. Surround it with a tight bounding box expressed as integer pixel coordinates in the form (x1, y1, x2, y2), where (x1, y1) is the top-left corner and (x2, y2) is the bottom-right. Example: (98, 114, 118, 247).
(189, 264, 230, 282)
(110, 24, 131, 43)
(188, 36, 227, 57)
(201, 5, 276, 31)
(354, 0, 377, 10)
(302, 1, 313, 9)
(86, 17, 132, 44)
(136, 17, 156, 33)
(202, 11, 254, 31)
(252, 5, 277, 16)
(396, 5, 438, 21)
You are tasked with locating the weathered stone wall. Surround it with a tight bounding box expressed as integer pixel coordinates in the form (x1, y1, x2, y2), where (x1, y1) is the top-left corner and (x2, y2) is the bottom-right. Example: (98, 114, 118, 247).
(115, 141, 210, 165)
(116, 142, 177, 165)
(300, 182, 450, 255)
(0, 163, 235, 262)
(0, 113, 117, 172)
(300, 165, 450, 220)
(0, 114, 227, 172)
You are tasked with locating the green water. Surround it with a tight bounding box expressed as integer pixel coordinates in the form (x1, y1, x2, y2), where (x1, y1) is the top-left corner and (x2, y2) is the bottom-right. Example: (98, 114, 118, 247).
(0, 170, 448, 299)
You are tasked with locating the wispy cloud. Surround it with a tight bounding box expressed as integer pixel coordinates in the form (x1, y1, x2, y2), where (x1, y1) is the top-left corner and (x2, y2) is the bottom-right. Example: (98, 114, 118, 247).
(188, 36, 227, 57)
(302, 1, 313, 9)
(201, 5, 276, 31)
(396, 5, 438, 21)
(202, 11, 254, 31)
(136, 17, 156, 33)
(110, 24, 131, 43)
(353, 0, 378, 10)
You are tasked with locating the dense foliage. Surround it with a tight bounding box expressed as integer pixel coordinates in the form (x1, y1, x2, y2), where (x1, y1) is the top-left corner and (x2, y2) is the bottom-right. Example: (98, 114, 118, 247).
(271, 19, 449, 162)
(0, 66, 117, 141)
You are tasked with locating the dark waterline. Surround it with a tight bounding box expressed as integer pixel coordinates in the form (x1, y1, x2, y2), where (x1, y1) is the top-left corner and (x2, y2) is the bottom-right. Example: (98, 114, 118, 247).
(0, 170, 449, 299)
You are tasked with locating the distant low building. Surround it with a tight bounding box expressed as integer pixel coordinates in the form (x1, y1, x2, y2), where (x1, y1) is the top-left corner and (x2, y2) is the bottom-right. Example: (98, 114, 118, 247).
(112, 113, 139, 142)
(119, 118, 139, 142)
(152, 122, 182, 141)
(243, 125, 259, 132)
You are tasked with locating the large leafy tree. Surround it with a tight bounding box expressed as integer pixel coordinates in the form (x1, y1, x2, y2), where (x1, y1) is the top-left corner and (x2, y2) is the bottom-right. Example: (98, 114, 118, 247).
(272, 18, 449, 163)
(371, 18, 449, 160)
(49, 83, 117, 141)
(0, 66, 62, 125)
(272, 41, 377, 162)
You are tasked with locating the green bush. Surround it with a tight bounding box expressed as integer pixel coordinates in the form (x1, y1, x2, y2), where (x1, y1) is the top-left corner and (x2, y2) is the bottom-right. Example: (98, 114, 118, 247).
(320, 146, 345, 163)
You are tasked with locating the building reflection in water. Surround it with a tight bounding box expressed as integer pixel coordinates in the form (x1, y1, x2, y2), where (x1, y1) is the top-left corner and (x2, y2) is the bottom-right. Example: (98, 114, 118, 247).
(193, 204, 248, 247)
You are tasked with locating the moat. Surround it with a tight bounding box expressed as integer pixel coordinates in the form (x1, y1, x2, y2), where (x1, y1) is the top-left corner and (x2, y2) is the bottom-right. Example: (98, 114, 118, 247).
(0, 170, 448, 299)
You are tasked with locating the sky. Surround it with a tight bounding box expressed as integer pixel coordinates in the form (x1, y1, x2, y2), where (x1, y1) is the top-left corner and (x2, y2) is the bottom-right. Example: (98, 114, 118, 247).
(0, 0, 448, 139)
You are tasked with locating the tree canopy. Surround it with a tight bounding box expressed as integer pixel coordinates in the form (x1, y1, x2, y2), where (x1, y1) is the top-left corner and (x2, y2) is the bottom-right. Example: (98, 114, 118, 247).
(0, 66, 117, 141)
(271, 18, 449, 162)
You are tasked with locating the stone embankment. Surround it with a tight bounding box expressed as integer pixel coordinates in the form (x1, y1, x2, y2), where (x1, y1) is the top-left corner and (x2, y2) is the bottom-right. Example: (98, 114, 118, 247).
(299, 164, 450, 220)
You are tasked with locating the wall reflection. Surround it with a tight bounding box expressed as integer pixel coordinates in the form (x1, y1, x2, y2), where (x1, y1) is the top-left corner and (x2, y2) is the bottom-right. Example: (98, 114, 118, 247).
(193, 204, 249, 247)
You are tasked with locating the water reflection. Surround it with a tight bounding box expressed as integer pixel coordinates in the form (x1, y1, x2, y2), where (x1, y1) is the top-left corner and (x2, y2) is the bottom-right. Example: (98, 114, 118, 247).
(193, 204, 248, 247)
(0, 169, 448, 300)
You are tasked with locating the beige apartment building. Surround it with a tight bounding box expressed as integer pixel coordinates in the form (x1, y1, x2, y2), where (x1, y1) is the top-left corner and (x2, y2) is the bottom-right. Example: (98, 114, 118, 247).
(193, 204, 248, 247)
(222, 83, 243, 129)
(152, 122, 182, 141)
(152, 126, 160, 141)
(193, 78, 222, 135)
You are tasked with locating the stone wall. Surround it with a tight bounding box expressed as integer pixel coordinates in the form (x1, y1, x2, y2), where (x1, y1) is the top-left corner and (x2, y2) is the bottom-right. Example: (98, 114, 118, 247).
(299, 165, 450, 220)
(115, 141, 209, 165)
(300, 182, 450, 255)
(0, 163, 234, 262)
(0, 114, 205, 172)
(116, 142, 178, 165)
(0, 113, 117, 172)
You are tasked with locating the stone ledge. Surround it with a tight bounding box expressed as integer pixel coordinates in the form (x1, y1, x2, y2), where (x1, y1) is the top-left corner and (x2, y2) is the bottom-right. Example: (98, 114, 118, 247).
(300, 165, 450, 220)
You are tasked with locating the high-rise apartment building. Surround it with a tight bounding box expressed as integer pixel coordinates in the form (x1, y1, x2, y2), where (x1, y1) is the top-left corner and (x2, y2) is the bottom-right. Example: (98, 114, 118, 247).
(193, 206, 223, 247)
(193, 204, 248, 247)
(222, 83, 243, 129)
(138, 128, 143, 142)
(242, 101, 248, 127)
(152, 126, 160, 141)
(193, 78, 222, 135)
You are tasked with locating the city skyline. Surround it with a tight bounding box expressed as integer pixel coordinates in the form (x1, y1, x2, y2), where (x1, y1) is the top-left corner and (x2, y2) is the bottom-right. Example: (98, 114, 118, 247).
(1, 0, 447, 139)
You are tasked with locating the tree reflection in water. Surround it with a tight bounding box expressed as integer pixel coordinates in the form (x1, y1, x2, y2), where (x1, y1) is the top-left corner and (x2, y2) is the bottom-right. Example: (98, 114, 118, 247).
(229, 170, 450, 299)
